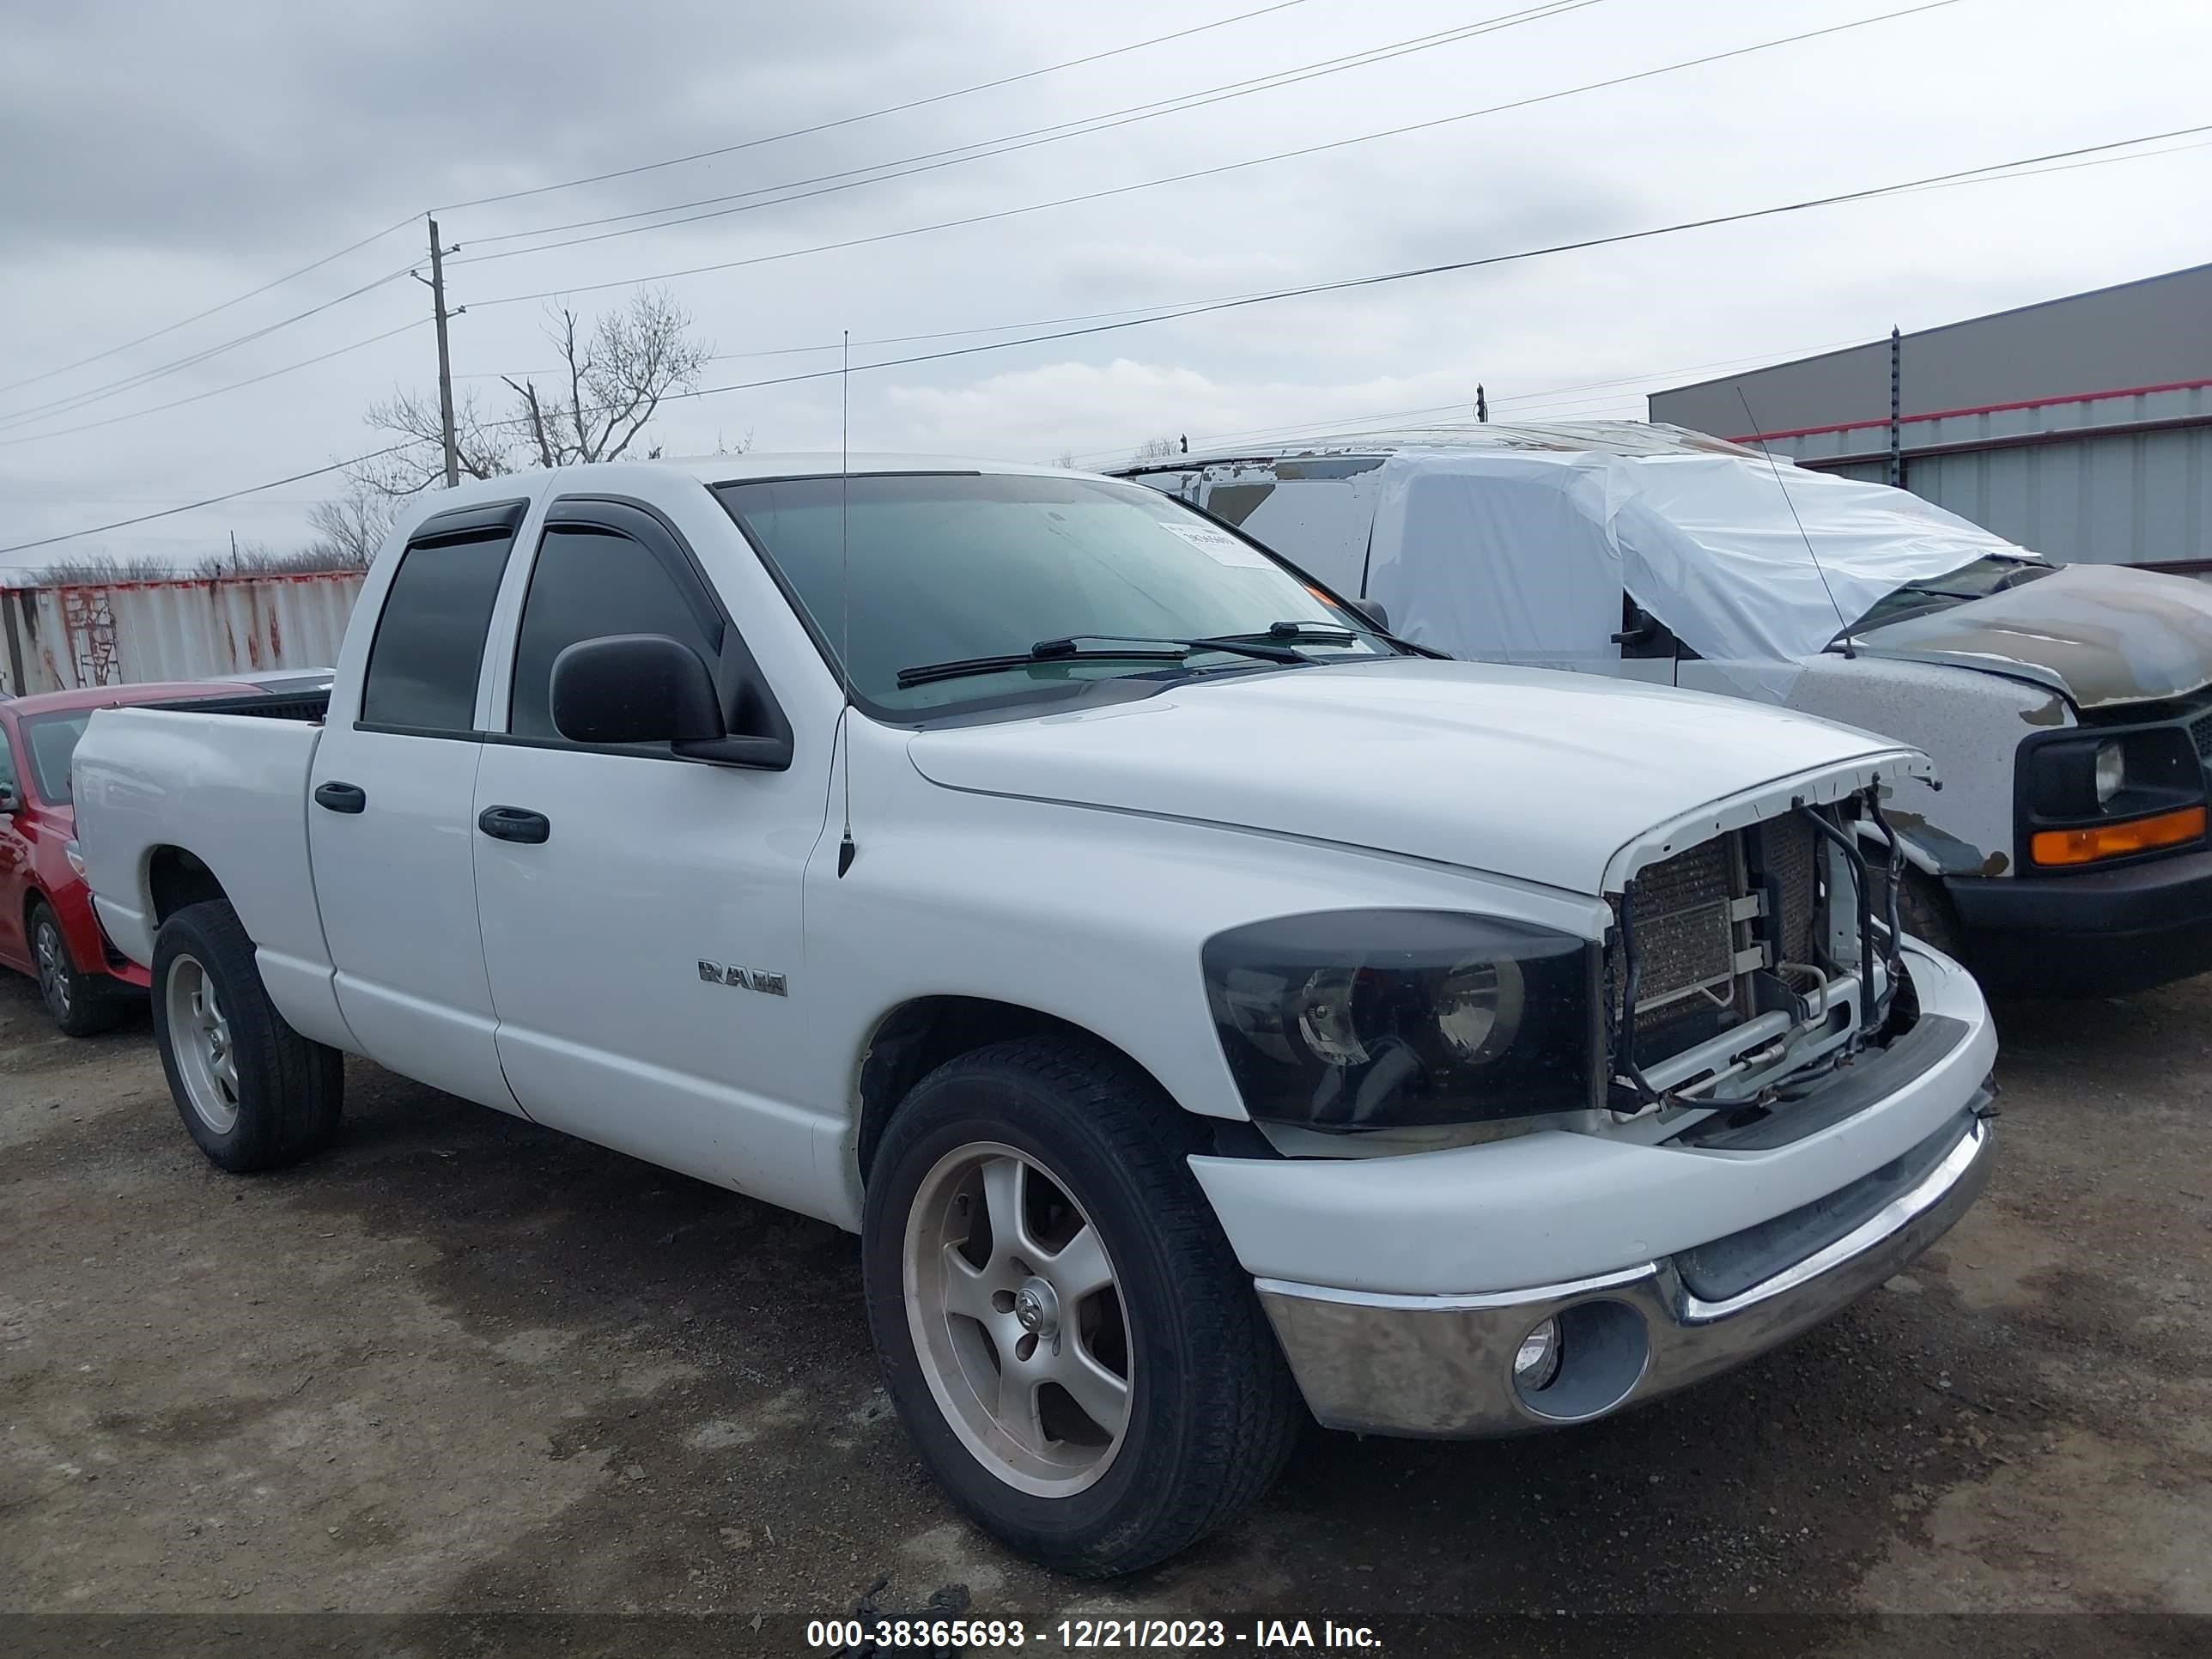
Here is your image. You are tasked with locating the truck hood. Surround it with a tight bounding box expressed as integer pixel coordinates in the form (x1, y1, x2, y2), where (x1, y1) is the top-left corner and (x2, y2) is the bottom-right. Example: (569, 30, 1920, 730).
(906, 660, 1923, 896)
(1852, 562, 2212, 709)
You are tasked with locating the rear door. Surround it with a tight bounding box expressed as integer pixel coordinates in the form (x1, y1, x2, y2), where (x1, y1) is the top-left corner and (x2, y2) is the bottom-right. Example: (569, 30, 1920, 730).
(469, 495, 825, 1204)
(307, 498, 530, 1115)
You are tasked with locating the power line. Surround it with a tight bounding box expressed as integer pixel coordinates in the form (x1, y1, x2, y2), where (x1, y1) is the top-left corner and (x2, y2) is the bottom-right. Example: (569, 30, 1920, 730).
(477, 121, 2212, 407)
(1079, 338, 1881, 460)
(0, 5, 1316, 413)
(456, 1, 1608, 264)
(465, 0, 1966, 310)
(0, 212, 420, 400)
(432, 1, 1312, 215)
(0, 442, 418, 558)
(0, 262, 418, 432)
(462, 293, 1320, 382)
(0, 319, 428, 449)
(9, 121, 2198, 559)
(10, 0, 1907, 436)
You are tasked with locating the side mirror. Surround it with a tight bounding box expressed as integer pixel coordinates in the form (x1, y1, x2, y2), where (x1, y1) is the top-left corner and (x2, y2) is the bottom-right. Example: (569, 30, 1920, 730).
(549, 634, 793, 769)
(550, 634, 725, 745)
(0, 782, 21, 815)
(1346, 597, 1390, 632)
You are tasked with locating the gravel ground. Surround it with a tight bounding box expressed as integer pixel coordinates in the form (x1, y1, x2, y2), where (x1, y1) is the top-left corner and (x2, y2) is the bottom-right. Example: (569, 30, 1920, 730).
(2, 967, 2208, 1653)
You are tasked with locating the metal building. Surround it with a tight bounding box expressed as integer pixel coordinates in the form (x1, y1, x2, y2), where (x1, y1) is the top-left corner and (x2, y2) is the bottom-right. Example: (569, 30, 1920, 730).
(0, 570, 362, 696)
(1647, 263, 2212, 569)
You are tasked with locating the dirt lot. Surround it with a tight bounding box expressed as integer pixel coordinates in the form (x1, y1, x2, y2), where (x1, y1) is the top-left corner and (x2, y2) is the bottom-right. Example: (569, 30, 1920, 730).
(3, 966, 2209, 1651)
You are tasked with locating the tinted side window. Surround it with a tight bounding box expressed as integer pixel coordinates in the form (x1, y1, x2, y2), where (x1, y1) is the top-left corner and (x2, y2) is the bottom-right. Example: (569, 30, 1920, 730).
(509, 524, 720, 740)
(360, 530, 515, 732)
(0, 726, 20, 794)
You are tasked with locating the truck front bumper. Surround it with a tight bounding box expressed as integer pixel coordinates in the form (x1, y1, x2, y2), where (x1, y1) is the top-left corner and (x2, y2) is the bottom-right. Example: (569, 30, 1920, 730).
(1947, 846, 2212, 997)
(1189, 940, 1996, 1439)
(1255, 1106, 1990, 1437)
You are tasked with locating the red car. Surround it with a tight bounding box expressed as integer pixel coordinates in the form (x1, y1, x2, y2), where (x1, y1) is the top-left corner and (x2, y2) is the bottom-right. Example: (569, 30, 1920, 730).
(0, 682, 240, 1034)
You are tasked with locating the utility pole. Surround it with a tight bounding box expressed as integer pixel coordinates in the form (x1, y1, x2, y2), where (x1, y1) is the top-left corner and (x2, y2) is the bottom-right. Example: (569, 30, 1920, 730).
(418, 216, 462, 488)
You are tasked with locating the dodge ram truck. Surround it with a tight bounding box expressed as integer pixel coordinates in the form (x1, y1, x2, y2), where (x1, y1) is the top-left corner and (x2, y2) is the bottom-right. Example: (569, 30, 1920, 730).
(74, 455, 1997, 1576)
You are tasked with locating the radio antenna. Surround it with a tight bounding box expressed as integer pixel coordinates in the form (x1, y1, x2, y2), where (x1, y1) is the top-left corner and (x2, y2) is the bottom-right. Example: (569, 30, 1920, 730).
(836, 329, 857, 876)
(1735, 385, 1854, 659)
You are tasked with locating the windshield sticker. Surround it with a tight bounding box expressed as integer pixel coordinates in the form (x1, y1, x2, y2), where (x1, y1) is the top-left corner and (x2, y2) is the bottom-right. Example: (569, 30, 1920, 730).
(1161, 521, 1274, 568)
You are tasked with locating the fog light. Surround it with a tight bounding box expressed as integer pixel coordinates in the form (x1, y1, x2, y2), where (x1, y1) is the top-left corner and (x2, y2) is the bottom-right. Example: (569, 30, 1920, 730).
(1513, 1316, 1561, 1391)
(2094, 742, 2124, 804)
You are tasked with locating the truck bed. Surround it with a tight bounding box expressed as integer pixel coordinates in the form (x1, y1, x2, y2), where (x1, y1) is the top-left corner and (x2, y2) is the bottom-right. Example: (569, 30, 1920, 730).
(72, 703, 329, 994)
(145, 688, 331, 723)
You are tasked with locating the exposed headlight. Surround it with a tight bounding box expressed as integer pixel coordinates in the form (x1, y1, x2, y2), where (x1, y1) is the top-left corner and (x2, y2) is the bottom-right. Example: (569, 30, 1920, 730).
(1203, 910, 1597, 1131)
(2094, 741, 2124, 804)
(65, 839, 86, 878)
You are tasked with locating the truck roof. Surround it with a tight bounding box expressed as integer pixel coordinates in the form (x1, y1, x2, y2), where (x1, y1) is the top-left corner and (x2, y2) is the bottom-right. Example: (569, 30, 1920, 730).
(392, 453, 1112, 542)
(420, 452, 1087, 503)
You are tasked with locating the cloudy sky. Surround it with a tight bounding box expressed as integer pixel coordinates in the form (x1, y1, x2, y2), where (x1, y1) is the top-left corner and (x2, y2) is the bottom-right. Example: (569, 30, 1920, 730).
(3, 0, 2207, 569)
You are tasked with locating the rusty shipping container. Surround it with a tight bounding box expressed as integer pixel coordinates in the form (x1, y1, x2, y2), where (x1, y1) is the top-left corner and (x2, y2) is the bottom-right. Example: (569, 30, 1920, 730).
(0, 571, 363, 696)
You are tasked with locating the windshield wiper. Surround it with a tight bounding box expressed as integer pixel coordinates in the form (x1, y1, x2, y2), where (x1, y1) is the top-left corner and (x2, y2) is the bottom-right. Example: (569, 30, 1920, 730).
(895, 632, 1309, 690)
(1215, 620, 1359, 646)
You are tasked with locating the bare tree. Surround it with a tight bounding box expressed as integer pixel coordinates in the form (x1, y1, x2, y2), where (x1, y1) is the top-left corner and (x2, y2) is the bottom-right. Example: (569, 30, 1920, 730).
(1050, 449, 1078, 469)
(356, 384, 514, 497)
(35, 554, 179, 584)
(328, 287, 712, 530)
(189, 541, 371, 579)
(1128, 434, 1179, 465)
(304, 479, 397, 569)
(501, 289, 710, 469)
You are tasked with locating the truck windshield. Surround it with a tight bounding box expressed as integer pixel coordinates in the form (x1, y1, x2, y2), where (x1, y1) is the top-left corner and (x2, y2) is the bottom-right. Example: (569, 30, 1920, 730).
(714, 472, 1393, 713)
(1845, 554, 2053, 638)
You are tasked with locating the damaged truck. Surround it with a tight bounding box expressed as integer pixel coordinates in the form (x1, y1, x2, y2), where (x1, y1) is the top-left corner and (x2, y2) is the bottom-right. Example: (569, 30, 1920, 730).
(1125, 422, 2212, 995)
(75, 456, 1994, 1575)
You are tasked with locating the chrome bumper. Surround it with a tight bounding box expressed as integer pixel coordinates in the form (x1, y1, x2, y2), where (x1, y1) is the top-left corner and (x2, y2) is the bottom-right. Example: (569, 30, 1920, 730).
(1255, 1103, 1994, 1438)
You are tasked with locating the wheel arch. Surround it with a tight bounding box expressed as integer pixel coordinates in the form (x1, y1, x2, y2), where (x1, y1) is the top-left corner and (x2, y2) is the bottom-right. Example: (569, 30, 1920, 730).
(22, 880, 52, 938)
(854, 996, 1188, 1186)
(145, 844, 233, 927)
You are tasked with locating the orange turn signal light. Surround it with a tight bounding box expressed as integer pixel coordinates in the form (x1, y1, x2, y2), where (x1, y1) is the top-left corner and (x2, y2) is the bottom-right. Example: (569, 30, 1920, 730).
(2032, 805, 2206, 867)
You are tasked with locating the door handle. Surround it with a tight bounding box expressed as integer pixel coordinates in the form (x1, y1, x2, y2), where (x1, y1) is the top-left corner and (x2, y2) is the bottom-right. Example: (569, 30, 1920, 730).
(477, 805, 550, 845)
(313, 781, 367, 814)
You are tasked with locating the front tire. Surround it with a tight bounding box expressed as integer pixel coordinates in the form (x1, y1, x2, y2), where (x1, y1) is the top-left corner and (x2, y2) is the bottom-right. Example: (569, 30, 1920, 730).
(31, 900, 125, 1037)
(1888, 866, 1963, 959)
(150, 900, 343, 1172)
(862, 1036, 1299, 1577)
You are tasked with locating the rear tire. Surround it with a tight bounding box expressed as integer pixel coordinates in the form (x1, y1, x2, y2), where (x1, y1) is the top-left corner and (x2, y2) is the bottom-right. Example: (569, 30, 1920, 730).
(862, 1035, 1300, 1577)
(31, 900, 126, 1038)
(150, 900, 343, 1172)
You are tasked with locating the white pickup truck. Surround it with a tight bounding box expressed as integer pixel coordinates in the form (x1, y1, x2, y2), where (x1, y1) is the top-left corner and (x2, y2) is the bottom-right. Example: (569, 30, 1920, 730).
(75, 456, 1997, 1577)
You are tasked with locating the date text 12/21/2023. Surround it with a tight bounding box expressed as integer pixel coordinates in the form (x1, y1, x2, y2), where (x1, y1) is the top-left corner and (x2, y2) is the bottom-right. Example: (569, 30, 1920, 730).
(803, 1618, 1384, 1650)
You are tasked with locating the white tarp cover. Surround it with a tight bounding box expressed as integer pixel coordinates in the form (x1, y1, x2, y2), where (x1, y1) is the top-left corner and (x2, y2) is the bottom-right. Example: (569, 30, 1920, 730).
(1364, 448, 2040, 699)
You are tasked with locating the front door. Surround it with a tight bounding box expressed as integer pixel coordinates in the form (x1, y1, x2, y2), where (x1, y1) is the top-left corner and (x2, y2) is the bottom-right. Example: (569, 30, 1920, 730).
(307, 500, 528, 1114)
(469, 499, 827, 1208)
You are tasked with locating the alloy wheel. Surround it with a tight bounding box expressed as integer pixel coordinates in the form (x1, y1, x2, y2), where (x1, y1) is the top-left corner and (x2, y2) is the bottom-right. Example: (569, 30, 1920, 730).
(903, 1140, 1133, 1496)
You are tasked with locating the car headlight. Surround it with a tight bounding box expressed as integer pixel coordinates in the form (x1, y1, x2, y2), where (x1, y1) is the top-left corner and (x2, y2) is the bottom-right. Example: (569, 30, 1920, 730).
(65, 839, 86, 878)
(2094, 741, 2124, 804)
(1202, 910, 1599, 1131)
(2027, 727, 2197, 817)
